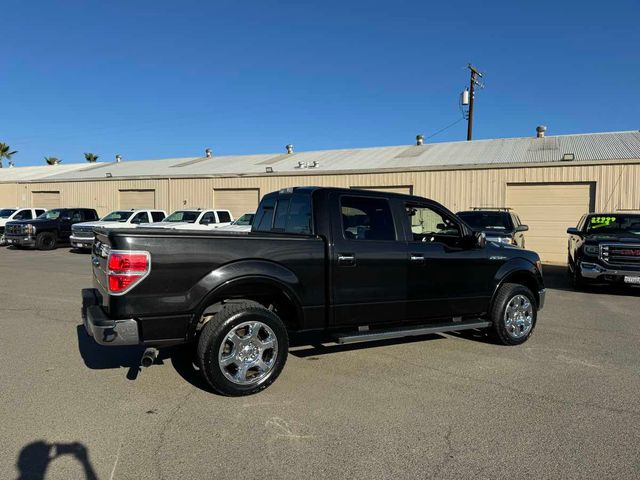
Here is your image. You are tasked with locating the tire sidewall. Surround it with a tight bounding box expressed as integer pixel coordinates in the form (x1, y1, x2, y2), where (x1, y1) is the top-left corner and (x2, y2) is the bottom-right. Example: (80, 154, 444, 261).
(36, 232, 57, 250)
(494, 285, 537, 346)
(200, 308, 288, 395)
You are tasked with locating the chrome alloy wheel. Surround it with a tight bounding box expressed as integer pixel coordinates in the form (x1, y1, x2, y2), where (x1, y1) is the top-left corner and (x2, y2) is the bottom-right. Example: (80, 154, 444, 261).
(218, 321, 278, 385)
(504, 294, 534, 339)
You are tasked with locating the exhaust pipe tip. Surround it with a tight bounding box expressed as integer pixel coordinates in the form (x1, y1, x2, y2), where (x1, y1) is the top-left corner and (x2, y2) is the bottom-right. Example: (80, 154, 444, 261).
(141, 347, 159, 368)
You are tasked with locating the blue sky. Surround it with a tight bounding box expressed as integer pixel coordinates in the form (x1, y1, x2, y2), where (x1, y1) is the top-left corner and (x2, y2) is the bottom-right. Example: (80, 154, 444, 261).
(1, 0, 638, 167)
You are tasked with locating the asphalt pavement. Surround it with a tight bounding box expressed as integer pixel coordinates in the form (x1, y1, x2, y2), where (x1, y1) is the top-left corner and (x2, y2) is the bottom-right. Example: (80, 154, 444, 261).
(1, 247, 639, 479)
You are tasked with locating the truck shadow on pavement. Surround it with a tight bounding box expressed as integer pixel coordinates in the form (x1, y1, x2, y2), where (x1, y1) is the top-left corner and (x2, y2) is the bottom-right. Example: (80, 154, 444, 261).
(15, 440, 98, 480)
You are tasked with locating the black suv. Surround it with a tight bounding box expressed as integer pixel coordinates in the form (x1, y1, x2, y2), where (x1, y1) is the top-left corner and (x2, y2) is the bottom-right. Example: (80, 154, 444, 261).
(5, 208, 99, 250)
(567, 213, 640, 288)
(457, 208, 528, 247)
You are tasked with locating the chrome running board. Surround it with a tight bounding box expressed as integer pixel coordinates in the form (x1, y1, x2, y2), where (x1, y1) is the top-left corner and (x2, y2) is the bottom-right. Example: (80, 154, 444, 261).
(334, 320, 491, 345)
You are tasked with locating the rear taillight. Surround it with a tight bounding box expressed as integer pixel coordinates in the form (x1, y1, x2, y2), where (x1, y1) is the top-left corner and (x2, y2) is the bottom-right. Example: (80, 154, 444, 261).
(107, 250, 150, 295)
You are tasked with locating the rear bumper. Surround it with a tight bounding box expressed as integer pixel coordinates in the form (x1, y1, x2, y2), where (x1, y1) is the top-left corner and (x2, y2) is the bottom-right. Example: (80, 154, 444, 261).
(82, 289, 140, 346)
(580, 261, 640, 281)
(4, 234, 35, 247)
(70, 234, 94, 248)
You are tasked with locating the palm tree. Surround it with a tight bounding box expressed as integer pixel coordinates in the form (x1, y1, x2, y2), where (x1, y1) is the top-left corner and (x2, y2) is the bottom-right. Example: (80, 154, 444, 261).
(44, 156, 62, 165)
(0, 143, 17, 169)
(84, 152, 99, 163)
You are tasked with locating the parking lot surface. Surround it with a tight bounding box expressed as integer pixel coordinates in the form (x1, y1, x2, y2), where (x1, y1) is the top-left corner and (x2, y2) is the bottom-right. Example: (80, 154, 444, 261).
(1, 247, 639, 479)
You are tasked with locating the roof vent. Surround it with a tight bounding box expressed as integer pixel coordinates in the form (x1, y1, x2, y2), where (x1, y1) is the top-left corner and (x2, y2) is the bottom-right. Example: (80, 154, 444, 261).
(309, 161, 320, 168)
(536, 125, 547, 138)
(416, 134, 425, 146)
(205, 148, 213, 158)
(295, 161, 307, 169)
(561, 153, 575, 161)
(286, 144, 294, 154)
(8, 161, 14, 168)
(115, 154, 122, 163)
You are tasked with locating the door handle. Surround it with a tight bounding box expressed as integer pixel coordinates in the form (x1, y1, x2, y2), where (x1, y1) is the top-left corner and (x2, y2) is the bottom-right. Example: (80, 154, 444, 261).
(410, 254, 425, 264)
(337, 254, 355, 266)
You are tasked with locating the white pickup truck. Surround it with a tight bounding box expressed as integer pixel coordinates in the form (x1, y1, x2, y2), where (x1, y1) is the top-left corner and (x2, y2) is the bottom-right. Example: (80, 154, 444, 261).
(70, 209, 167, 249)
(144, 209, 234, 230)
(0, 208, 47, 245)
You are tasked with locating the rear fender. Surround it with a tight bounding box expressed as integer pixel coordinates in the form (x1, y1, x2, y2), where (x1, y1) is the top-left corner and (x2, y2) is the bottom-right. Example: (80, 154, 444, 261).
(189, 259, 304, 334)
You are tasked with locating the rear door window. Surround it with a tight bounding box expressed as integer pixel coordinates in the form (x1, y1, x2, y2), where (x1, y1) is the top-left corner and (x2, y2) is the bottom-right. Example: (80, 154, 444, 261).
(340, 196, 396, 241)
(286, 193, 312, 235)
(217, 211, 231, 223)
(254, 195, 276, 232)
(151, 211, 165, 222)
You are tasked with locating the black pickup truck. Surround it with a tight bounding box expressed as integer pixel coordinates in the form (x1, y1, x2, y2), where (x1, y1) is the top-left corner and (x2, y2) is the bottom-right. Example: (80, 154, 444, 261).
(84, 187, 545, 396)
(5, 208, 99, 250)
(567, 213, 640, 288)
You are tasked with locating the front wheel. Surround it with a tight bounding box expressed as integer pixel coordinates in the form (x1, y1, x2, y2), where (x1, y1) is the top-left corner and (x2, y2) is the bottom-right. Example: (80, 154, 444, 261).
(35, 232, 57, 250)
(490, 283, 537, 345)
(196, 301, 289, 396)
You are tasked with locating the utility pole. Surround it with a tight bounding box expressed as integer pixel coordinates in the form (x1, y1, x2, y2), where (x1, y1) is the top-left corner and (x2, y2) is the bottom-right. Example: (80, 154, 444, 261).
(466, 64, 483, 141)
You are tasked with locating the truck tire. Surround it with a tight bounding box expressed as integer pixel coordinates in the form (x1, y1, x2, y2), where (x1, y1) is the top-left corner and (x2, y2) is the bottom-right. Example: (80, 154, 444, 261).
(36, 232, 57, 250)
(490, 283, 537, 346)
(196, 301, 289, 396)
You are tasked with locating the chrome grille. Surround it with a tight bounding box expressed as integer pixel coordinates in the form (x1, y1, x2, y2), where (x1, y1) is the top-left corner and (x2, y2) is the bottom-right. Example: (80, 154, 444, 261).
(72, 226, 95, 238)
(5, 224, 23, 235)
(600, 243, 640, 267)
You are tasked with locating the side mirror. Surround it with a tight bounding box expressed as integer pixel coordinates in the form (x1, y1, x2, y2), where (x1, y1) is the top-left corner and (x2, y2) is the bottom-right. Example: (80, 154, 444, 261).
(61, 216, 71, 222)
(567, 227, 580, 235)
(516, 225, 529, 232)
(436, 223, 446, 230)
(476, 232, 487, 248)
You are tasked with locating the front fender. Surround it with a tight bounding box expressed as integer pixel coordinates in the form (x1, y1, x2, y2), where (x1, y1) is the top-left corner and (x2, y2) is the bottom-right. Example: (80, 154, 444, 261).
(490, 257, 544, 307)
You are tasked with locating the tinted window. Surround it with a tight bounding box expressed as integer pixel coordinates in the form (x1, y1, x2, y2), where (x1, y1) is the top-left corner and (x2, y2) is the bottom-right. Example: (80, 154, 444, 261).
(407, 205, 460, 243)
(200, 212, 216, 224)
(217, 211, 231, 223)
(286, 193, 312, 235)
(131, 212, 150, 224)
(102, 211, 133, 222)
(70, 210, 84, 222)
(151, 211, 165, 222)
(85, 210, 98, 220)
(273, 198, 291, 231)
(340, 196, 395, 241)
(254, 195, 276, 232)
(35, 209, 46, 217)
(0, 209, 17, 218)
(14, 210, 33, 220)
(164, 211, 199, 223)
(457, 211, 513, 230)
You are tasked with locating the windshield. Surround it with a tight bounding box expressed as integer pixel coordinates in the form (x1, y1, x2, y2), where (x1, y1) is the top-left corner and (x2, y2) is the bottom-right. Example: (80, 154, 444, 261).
(101, 210, 134, 222)
(457, 211, 512, 230)
(39, 209, 63, 220)
(163, 211, 199, 223)
(232, 213, 255, 225)
(585, 215, 640, 235)
(0, 209, 17, 218)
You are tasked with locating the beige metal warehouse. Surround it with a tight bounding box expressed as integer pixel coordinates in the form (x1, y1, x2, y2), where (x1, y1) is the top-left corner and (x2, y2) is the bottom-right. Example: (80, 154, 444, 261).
(1, 130, 639, 263)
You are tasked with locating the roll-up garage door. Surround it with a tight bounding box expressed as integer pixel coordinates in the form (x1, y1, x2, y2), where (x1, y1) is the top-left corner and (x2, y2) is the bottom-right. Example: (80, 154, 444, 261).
(351, 185, 413, 195)
(119, 190, 156, 209)
(214, 189, 260, 219)
(506, 183, 594, 264)
(32, 191, 61, 209)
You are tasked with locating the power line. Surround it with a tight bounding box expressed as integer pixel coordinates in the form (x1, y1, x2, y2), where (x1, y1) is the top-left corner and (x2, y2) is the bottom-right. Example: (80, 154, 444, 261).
(426, 116, 466, 140)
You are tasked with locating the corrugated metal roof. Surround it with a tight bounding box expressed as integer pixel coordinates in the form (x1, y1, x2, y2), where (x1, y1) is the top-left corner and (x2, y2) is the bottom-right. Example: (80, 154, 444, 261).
(0, 163, 88, 181)
(2, 131, 639, 183)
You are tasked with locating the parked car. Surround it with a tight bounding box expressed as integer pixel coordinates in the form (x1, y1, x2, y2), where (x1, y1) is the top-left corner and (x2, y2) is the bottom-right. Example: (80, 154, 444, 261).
(144, 209, 233, 230)
(5, 208, 99, 250)
(70, 209, 167, 249)
(216, 212, 255, 232)
(457, 208, 528, 247)
(84, 187, 544, 396)
(567, 213, 640, 288)
(0, 208, 47, 245)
